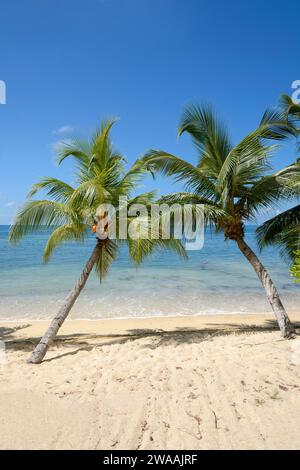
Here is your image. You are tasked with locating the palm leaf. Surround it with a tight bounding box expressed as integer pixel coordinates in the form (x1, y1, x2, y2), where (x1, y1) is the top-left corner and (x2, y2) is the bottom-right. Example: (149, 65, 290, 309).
(94, 239, 119, 282)
(141, 150, 216, 200)
(9, 200, 72, 243)
(257, 205, 300, 252)
(56, 138, 91, 168)
(91, 118, 119, 168)
(128, 235, 187, 265)
(258, 108, 297, 141)
(178, 104, 232, 175)
(28, 177, 74, 202)
(43, 223, 87, 263)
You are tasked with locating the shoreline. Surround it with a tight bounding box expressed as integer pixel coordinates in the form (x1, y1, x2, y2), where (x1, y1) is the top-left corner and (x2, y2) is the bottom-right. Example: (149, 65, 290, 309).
(1, 292, 300, 322)
(1, 310, 299, 323)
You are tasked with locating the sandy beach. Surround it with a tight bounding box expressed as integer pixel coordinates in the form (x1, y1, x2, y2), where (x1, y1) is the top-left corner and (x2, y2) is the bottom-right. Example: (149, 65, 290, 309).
(0, 313, 300, 450)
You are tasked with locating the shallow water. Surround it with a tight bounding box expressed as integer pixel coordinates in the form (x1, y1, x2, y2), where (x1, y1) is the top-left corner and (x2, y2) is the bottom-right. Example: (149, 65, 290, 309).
(0, 225, 299, 320)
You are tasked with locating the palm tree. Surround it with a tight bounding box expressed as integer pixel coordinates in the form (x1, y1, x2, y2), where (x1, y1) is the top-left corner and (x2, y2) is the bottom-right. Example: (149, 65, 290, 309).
(257, 96, 300, 276)
(9, 119, 186, 363)
(139, 104, 298, 337)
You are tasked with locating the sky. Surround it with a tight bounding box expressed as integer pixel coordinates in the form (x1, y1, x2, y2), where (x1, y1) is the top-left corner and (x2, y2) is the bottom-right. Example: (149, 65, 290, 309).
(0, 0, 299, 224)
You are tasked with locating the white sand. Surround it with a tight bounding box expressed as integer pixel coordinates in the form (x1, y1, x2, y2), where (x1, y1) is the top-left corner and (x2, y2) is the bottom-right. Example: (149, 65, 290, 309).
(1, 314, 300, 450)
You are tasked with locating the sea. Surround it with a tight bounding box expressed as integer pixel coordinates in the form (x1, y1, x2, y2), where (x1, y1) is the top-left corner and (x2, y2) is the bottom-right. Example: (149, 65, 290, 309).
(0, 225, 299, 321)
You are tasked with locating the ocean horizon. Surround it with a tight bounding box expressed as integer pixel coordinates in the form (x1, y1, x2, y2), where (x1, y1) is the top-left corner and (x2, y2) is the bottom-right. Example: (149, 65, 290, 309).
(0, 224, 299, 321)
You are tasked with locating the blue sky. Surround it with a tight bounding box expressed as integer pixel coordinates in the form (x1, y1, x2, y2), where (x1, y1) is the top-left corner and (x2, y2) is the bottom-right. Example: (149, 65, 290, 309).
(0, 0, 299, 224)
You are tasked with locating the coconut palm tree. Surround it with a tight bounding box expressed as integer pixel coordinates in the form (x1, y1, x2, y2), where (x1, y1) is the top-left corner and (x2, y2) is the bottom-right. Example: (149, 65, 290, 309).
(257, 95, 300, 279)
(9, 119, 186, 363)
(139, 104, 298, 337)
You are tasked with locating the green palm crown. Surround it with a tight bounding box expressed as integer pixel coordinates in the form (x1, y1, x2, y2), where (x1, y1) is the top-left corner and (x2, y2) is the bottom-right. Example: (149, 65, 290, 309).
(9, 119, 186, 280)
(139, 104, 297, 239)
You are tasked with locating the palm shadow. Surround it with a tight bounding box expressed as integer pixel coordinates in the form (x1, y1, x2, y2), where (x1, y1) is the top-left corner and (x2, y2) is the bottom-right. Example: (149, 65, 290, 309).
(0, 324, 31, 340)
(3, 319, 299, 362)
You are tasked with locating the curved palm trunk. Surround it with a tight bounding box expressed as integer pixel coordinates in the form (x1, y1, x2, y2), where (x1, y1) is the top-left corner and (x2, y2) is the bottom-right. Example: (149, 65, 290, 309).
(28, 242, 102, 364)
(236, 237, 295, 338)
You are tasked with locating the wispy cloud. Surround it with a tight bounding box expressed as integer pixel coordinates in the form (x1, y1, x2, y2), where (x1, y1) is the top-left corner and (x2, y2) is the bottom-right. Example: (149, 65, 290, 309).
(52, 138, 73, 153)
(6, 201, 15, 207)
(53, 125, 73, 135)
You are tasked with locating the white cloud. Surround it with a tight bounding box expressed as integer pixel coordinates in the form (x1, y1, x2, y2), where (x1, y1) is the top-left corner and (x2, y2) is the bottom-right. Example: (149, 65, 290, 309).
(6, 201, 15, 207)
(52, 138, 73, 153)
(53, 125, 73, 135)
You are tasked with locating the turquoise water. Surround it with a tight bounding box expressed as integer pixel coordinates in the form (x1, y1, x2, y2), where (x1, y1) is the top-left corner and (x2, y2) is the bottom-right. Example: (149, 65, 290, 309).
(0, 225, 299, 320)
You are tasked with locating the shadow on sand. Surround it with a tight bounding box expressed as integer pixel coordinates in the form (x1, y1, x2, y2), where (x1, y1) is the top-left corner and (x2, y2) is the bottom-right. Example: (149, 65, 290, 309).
(0, 324, 31, 341)
(1, 319, 299, 363)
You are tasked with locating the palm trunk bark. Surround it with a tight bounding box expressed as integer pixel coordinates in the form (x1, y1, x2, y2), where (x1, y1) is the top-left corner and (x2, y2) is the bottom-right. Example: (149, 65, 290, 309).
(28, 242, 102, 364)
(236, 237, 295, 338)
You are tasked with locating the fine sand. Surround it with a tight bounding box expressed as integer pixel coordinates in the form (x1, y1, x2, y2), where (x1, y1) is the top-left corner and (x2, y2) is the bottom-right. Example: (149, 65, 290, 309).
(1, 313, 300, 450)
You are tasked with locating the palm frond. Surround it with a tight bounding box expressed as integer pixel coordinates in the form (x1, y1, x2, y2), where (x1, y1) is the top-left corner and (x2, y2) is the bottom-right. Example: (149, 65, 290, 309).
(178, 103, 232, 175)
(94, 239, 119, 282)
(128, 235, 187, 265)
(274, 161, 300, 195)
(128, 191, 157, 206)
(118, 159, 149, 194)
(259, 108, 297, 141)
(28, 177, 74, 202)
(290, 249, 300, 281)
(141, 150, 216, 200)
(217, 137, 275, 206)
(91, 118, 120, 168)
(280, 94, 300, 119)
(157, 192, 211, 205)
(43, 223, 87, 263)
(156, 192, 227, 228)
(279, 226, 300, 261)
(56, 138, 91, 167)
(70, 178, 110, 208)
(257, 205, 300, 252)
(9, 200, 72, 243)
